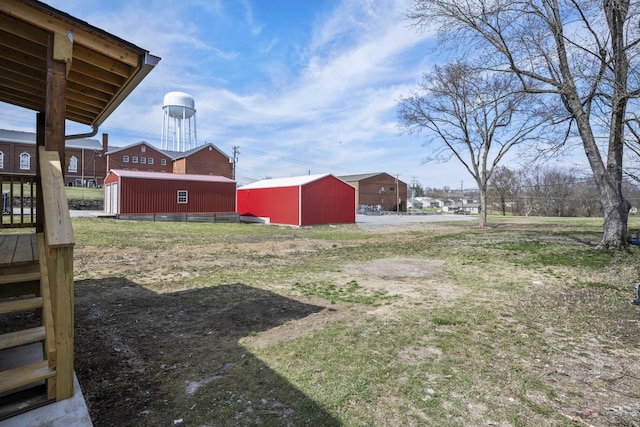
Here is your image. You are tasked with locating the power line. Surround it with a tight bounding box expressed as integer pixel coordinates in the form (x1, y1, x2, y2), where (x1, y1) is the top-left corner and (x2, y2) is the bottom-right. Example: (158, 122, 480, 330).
(238, 146, 371, 174)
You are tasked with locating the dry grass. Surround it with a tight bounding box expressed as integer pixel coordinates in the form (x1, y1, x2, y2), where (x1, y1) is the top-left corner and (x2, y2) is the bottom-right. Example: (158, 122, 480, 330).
(69, 216, 640, 426)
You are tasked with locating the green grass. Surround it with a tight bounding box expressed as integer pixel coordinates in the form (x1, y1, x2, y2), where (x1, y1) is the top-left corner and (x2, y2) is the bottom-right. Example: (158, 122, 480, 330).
(291, 280, 396, 306)
(68, 216, 640, 426)
(64, 186, 103, 201)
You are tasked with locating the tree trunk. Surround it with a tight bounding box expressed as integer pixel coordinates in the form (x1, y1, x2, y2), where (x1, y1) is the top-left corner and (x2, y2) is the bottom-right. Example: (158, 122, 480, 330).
(599, 179, 630, 249)
(478, 183, 487, 228)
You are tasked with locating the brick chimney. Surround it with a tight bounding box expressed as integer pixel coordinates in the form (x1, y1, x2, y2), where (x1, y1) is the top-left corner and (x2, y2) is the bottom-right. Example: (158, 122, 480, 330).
(102, 133, 108, 152)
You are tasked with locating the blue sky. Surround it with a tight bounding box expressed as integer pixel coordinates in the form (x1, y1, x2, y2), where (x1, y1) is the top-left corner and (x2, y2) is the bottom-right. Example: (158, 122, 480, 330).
(0, 0, 575, 188)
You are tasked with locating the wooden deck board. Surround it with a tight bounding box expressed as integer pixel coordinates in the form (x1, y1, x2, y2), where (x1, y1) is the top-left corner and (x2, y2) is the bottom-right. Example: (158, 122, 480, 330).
(0, 234, 39, 269)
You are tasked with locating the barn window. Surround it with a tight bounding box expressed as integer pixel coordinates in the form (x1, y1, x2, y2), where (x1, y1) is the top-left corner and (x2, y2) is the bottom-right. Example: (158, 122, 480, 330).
(123, 155, 129, 163)
(132, 156, 138, 163)
(177, 190, 188, 204)
(19, 152, 30, 170)
(68, 156, 78, 173)
(141, 145, 146, 153)
(148, 158, 154, 165)
(0, 151, 4, 169)
(389, 187, 395, 193)
(141, 157, 146, 164)
(379, 187, 385, 193)
(161, 159, 167, 166)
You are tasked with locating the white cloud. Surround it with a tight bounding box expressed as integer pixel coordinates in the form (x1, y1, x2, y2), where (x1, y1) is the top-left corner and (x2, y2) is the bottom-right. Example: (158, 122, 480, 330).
(0, 0, 477, 188)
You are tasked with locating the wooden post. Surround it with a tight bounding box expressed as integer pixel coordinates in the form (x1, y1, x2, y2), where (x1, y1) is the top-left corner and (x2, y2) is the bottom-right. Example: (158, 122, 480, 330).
(45, 33, 71, 171)
(39, 148, 75, 400)
(36, 113, 45, 233)
(43, 33, 74, 398)
(48, 245, 74, 400)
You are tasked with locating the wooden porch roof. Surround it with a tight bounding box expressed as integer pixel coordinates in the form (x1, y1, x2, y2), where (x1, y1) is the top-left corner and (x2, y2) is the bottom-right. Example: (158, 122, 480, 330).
(0, 0, 160, 129)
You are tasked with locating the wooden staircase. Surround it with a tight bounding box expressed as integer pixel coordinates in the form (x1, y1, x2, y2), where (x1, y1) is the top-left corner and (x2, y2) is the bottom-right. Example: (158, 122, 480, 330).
(0, 234, 57, 419)
(0, 150, 76, 422)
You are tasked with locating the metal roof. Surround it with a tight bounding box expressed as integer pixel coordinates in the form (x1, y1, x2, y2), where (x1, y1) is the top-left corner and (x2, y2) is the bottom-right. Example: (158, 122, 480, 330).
(0, 0, 160, 130)
(109, 169, 236, 183)
(338, 173, 385, 182)
(0, 128, 101, 149)
(105, 140, 165, 156)
(237, 174, 333, 190)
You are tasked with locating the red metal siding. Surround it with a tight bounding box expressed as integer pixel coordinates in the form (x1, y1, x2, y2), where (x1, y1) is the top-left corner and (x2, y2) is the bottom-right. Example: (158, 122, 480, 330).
(237, 186, 300, 226)
(116, 175, 235, 214)
(104, 172, 118, 185)
(301, 176, 355, 225)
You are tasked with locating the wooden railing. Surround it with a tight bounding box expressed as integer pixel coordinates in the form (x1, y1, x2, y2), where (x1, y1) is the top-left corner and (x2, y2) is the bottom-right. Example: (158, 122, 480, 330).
(1, 173, 37, 228)
(39, 147, 75, 400)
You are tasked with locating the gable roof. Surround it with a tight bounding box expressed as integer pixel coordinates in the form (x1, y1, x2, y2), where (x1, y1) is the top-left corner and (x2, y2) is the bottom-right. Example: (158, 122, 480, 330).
(338, 172, 406, 185)
(238, 174, 335, 190)
(108, 169, 235, 183)
(168, 143, 231, 161)
(0, 0, 160, 129)
(105, 140, 231, 161)
(105, 141, 167, 156)
(338, 173, 386, 182)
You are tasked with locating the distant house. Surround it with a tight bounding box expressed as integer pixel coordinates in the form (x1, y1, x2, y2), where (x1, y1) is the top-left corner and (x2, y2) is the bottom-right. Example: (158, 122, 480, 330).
(338, 172, 408, 212)
(104, 169, 236, 220)
(237, 174, 355, 226)
(421, 197, 444, 209)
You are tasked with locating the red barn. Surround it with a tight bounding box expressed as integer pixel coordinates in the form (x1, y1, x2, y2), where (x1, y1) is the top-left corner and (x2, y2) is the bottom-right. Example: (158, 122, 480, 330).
(104, 169, 236, 220)
(237, 174, 355, 226)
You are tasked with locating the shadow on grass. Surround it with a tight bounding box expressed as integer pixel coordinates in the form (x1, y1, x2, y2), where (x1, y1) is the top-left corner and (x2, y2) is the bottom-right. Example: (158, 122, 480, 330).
(74, 278, 340, 426)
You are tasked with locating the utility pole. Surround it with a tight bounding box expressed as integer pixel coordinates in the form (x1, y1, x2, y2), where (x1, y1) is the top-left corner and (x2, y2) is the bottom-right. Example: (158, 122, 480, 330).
(410, 176, 417, 211)
(232, 146, 239, 180)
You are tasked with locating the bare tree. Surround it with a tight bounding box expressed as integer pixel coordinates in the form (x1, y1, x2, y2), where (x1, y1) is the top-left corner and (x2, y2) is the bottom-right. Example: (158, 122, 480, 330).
(407, 0, 640, 248)
(489, 166, 518, 216)
(398, 61, 545, 228)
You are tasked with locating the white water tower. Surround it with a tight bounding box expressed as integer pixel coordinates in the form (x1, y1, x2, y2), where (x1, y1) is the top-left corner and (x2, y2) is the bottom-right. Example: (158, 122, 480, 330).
(161, 91, 197, 152)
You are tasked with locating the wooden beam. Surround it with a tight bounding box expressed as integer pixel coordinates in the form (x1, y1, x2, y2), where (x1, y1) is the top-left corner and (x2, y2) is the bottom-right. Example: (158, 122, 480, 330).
(39, 233, 57, 399)
(36, 112, 44, 232)
(53, 31, 72, 77)
(45, 34, 67, 168)
(0, 1, 141, 68)
(39, 148, 75, 248)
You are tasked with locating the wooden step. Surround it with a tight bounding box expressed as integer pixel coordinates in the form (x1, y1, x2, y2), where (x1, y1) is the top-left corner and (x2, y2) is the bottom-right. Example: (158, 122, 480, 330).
(0, 361, 55, 395)
(0, 326, 46, 351)
(0, 297, 43, 315)
(0, 271, 40, 285)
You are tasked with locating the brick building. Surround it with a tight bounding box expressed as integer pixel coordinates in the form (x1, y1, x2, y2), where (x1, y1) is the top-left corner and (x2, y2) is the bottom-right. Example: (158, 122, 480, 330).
(339, 172, 408, 212)
(106, 141, 233, 179)
(0, 129, 107, 187)
(1, 129, 233, 186)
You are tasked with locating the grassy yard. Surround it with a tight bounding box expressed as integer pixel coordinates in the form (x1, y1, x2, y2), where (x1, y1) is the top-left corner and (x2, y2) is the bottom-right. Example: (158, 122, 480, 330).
(65, 186, 103, 201)
(69, 216, 640, 426)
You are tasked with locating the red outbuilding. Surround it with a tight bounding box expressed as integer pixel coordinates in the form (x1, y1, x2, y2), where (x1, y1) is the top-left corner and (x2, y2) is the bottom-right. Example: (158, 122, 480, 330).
(236, 173, 356, 226)
(104, 169, 236, 220)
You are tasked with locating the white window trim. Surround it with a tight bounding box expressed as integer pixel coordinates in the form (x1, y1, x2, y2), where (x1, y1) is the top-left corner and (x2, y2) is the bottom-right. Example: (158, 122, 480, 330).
(69, 155, 78, 173)
(177, 190, 188, 204)
(19, 152, 31, 170)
